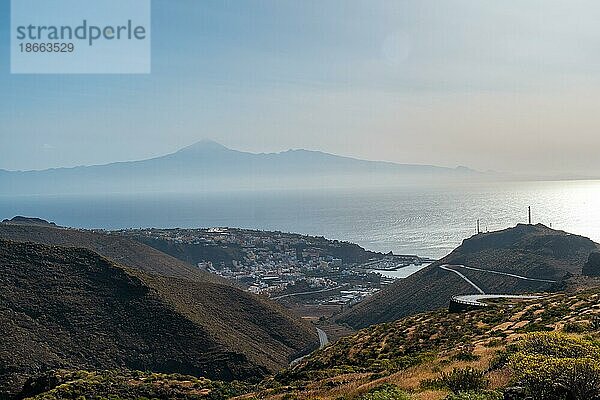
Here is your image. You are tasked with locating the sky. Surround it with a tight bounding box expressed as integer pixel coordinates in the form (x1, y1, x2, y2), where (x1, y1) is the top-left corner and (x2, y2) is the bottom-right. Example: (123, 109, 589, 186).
(2, 0, 600, 175)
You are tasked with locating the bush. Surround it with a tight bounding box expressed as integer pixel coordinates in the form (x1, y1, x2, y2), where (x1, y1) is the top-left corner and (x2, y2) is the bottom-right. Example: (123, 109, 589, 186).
(590, 316, 600, 331)
(488, 348, 511, 371)
(359, 384, 411, 400)
(438, 368, 489, 393)
(23, 369, 251, 400)
(510, 354, 600, 400)
(558, 360, 600, 400)
(563, 321, 590, 333)
(505, 333, 600, 399)
(513, 332, 600, 359)
(444, 391, 503, 400)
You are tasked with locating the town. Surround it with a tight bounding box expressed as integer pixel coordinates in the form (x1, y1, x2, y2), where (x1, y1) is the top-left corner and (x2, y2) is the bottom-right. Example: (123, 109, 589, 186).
(112, 227, 433, 307)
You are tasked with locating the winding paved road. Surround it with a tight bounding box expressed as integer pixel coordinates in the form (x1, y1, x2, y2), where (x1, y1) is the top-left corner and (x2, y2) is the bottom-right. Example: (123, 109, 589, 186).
(290, 328, 329, 366)
(439, 265, 485, 294)
(448, 264, 557, 283)
(316, 328, 329, 348)
(439, 264, 554, 307)
(452, 294, 542, 307)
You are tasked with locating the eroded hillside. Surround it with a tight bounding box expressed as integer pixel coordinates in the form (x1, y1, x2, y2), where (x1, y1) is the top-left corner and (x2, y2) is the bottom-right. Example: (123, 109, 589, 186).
(0, 240, 317, 398)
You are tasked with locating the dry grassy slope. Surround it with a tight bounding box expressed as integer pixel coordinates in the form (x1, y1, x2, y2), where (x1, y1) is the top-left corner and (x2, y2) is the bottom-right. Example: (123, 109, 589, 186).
(20, 288, 600, 400)
(0, 224, 318, 363)
(250, 288, 600, 400)
(339, 224, 599, 329)
(0, 224, 215, 282)
(139, 274, 320, 373)
(338, 266, 475, 329)
(0, 239, 317, 398)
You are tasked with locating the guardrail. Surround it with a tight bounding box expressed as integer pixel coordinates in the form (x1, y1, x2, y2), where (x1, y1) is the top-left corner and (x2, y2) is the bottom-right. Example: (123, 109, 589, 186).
(449, 294, 542, 313)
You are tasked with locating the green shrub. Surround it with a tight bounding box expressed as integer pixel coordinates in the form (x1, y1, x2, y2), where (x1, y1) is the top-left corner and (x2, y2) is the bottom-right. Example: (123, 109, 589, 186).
(590, 316, 600, 331)
(513, 332, 600, 359)
(25, 369, 251, 400)
(437, 368, 489, 394)
(419, 377, 444, 391)
(510, 354, 600, 400)
(504, 333, 600, 399)
(488, 348, 511, 370)
(444, 391, 503, 400)
(557, 359, 600, 400)
(563, 321, 590, 333)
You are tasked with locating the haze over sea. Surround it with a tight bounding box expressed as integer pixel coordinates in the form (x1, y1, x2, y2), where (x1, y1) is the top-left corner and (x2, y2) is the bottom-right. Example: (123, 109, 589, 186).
(2, 179, 600, 259)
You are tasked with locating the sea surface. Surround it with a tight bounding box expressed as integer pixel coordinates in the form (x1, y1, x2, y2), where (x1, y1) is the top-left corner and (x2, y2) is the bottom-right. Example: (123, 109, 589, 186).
(2, 180, 600, 259)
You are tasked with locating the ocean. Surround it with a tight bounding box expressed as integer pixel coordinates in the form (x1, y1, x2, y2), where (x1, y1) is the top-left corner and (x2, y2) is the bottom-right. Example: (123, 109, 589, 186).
(2, 180, 600, 259)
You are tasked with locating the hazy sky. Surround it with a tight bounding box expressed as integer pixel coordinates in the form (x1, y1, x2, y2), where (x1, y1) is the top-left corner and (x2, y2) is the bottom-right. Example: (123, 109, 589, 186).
(2, 0, 600, 175)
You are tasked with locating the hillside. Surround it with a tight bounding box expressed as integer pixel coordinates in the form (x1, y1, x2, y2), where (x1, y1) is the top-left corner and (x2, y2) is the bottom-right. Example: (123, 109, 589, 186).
(23, 287, 600, 399)
(0, 239, 317, 398)
(247, 288, 600, 399)
(0, 140, 480, 195)
(0, 223, 215, 281)
(339, 224, 600, 329)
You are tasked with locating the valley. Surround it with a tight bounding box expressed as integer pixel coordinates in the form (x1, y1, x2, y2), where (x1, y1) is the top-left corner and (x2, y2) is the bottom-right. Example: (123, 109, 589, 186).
(0, 219, 318, 398)
(2, 218, 600, 399)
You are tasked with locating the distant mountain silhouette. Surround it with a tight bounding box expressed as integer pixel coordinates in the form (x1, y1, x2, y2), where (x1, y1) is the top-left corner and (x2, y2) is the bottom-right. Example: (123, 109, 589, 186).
(177, 139, 232, 153)
(0, 140, 482, 195)
(1, 216, 56, 227)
